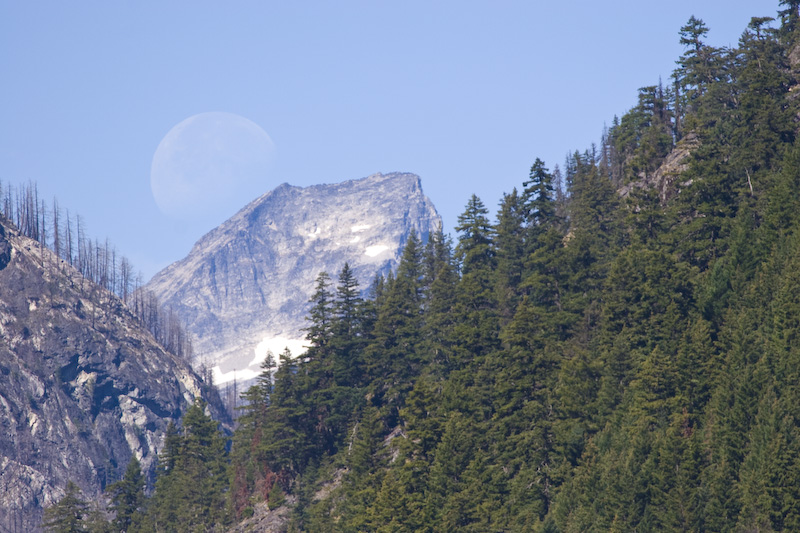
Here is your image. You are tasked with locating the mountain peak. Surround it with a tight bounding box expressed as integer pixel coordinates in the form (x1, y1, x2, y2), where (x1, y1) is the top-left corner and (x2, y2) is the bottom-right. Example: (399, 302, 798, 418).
(146, 172, 441, 384)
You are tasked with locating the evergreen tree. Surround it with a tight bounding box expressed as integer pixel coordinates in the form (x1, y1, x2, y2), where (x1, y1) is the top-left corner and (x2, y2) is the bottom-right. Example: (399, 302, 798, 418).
(107, 456, 145, 532)
(332, 262, 367, 387)
(610, 84, 674, 183)
(43, 482, 90, 533)
(493, 189, 526, 324)
(563, 150, 621, 310)
(149, 400, 229, 532)
(420, 229, 459, 372)
(522, 158, 557, 231)
(675, 15, 726, 131)
(779, 0, 800, 42)
(304, 271, 335, 353)
(229, 352, 276, 517)
(365, 230, 426, 424)
(452, 195, 499, 367)
(262, 347, 309, 477)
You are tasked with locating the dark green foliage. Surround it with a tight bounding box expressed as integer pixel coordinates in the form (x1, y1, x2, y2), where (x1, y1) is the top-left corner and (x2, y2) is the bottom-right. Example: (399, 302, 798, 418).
(523, 158, 557, 229)
(494, 189, 526, 323)
(107, 456, 145, 532)
(452, 195, 499, 366)
(261, 348, 308, 476)
(365, 230, 426, 423)
(147, 399, 229, 532)
(609, 83, 674, 184)
(229, 352, 276, 517)
(43, 482, 90, 533)
(71, 7, 800, 530)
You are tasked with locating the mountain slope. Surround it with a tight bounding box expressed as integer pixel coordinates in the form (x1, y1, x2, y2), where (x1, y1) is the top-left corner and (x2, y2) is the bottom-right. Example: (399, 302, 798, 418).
(0, 216, 226, 532)
(145, 172, 441, 383)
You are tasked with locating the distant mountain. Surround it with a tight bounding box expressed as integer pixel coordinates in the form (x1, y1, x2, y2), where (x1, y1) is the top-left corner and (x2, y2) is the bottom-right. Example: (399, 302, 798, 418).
(0, 216, 227, 532)
(145, 172, 441, 384)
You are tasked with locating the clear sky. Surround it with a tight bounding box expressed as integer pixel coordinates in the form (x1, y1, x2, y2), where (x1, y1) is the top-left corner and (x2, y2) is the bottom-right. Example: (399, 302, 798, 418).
(0, 1, 782, 280)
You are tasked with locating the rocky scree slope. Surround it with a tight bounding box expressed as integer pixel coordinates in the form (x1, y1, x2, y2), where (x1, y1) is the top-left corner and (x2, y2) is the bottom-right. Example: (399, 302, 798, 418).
(145, 172, 441, 382)
(0, 216, 227, 532)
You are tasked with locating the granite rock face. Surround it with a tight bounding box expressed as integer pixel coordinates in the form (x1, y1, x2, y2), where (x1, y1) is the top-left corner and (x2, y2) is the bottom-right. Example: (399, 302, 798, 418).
(0, 218, 227, 532)
(145, 172, 441, 382)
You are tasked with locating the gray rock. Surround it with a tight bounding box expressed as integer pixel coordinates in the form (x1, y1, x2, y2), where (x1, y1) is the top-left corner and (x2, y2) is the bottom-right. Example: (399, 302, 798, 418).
(145, 172, 441, 383)
(0, 216, 227, 532)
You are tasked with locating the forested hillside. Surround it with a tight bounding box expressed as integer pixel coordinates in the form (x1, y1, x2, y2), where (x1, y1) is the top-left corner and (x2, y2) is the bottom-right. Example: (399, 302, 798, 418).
(43, 2, 800, 531)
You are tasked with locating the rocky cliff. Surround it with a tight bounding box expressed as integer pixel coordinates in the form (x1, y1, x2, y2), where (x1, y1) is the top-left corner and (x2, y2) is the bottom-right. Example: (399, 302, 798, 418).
(145, 172, 441, 384)
(0, 217, 227, 531)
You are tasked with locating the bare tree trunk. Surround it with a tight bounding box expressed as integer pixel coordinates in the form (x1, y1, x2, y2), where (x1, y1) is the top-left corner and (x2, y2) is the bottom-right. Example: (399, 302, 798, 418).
(52, 198, 61, 265)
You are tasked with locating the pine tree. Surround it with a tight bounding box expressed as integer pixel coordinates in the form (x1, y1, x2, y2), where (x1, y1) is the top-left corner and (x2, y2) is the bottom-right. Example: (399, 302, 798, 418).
(262, 347, 309, 476)
(675, 16, 724, 126)
(420, 230, 459, 372)
(452, 195, 499, 367)
(229, 352, 276, 516)
(332, 262, 367, 387)
(304, 272, 334, 353)
(107, 456, 145, 532)
(302, 268, 361, 455)
(149, 400, 229, 532)
(364, 231, 426, 424)
(523, 159, 557, 229)
(779, 0, 800, 42)
(493, 189, 526, 324)
(42, 482, 90, 533)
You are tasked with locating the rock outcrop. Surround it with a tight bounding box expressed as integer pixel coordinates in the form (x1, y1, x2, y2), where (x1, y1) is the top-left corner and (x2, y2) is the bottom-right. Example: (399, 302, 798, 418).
(619, 132, 700, 204)
(145, 172, 441, 384)
(0, 217, 226, 532)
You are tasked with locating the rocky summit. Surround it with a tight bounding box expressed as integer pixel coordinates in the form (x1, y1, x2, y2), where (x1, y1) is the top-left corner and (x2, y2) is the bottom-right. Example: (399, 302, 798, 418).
(145, 172, 441, 384)
(0, 216, 227, 532)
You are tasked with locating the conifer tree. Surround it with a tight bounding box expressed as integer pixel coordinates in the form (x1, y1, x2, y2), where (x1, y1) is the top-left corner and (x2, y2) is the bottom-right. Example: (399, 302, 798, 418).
(149, 400, 229, 531)
(201, 9, 800, 530)
(675, 16, 721, 121)
(493, 189, 526, 324)
(779, 0, 800, 41)
(262, 347, 308, 476)
(305, 272, 334, 353)
(420, 230, 459, 372)
(107, 456, 145, 532)
(522, 158, 557, 231)
(364, 230, 426, 424)
(332, 262, 366, 387)
(42, 482, 90, 533)
(452, 195, 498, 367)
(229, 352, 276, 516)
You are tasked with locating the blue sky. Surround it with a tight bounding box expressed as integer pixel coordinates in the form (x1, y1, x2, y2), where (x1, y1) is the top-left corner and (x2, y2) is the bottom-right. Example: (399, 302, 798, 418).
(0, 1, 782, 279)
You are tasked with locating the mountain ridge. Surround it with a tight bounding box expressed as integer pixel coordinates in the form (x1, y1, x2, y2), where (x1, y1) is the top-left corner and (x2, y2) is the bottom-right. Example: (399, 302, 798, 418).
(145, 172, 441, 384)
(0, 215, 227, 532)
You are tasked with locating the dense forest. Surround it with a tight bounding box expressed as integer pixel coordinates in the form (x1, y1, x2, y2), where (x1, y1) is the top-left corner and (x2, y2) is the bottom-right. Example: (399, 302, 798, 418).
(42, 2, 800, 531)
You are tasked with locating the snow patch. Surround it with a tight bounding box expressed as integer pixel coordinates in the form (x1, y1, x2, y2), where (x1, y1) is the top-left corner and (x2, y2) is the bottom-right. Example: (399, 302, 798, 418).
(350, 236, 361, 243)
(212, 336, 308, 385)
(252, 336, 308, 366)
(212, 366, 260, 386)
(351, 224, 371, 233)
(365, 244, 389, 257)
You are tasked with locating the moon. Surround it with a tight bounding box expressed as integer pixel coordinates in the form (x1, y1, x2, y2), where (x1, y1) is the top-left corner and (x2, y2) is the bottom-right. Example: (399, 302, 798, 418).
(151, 112, 275, 222)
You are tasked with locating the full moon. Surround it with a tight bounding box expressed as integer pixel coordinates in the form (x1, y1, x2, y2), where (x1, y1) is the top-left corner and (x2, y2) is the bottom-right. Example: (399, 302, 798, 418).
(150, 112, 275, 222)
